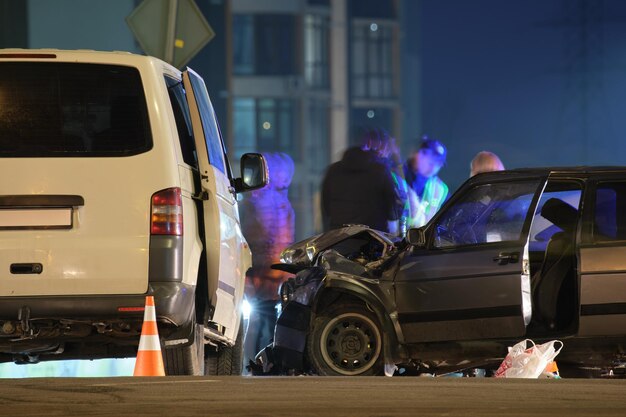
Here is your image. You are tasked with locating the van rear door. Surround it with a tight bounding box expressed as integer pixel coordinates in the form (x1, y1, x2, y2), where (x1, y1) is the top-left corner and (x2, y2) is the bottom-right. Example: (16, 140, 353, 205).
(0, 61, 153, 296)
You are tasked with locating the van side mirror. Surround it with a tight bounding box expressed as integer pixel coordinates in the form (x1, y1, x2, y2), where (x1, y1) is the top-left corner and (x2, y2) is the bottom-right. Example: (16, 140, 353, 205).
(234, 153, 268, 193)
(406, 227, 426, 248)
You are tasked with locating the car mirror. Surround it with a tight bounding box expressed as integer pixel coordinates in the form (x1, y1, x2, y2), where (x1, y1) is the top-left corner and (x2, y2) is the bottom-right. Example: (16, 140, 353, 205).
(234, 153, 268, 193)
(406, 227, 426, 248)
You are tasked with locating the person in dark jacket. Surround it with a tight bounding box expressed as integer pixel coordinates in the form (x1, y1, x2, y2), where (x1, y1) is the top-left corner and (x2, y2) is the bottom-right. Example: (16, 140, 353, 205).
(321, 128, 401, 234)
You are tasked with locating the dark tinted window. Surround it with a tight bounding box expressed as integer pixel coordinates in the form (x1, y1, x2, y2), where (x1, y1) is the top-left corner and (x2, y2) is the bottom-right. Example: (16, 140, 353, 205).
(350, 0, 397, 19)
(0, 62, 152, 157)
(593, 182, 626, 242)
(233, 14, 297, 76)
(187, 70, 226, 174)
(308, 0, 330, 6)
(164, 77, 197, 167)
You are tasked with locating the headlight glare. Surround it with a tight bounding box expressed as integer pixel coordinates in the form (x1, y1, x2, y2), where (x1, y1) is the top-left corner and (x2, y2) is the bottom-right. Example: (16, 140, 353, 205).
(281, 248, 295, 264)
(278, 279, 295, 304)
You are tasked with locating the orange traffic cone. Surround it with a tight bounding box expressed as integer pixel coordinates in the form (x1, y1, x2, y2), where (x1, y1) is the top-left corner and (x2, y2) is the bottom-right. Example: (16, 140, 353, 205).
(133, 296, 165, 376)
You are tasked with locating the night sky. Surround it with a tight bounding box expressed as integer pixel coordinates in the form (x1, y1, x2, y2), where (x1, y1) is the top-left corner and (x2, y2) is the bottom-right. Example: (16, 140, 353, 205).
(417, 0, 626, 192)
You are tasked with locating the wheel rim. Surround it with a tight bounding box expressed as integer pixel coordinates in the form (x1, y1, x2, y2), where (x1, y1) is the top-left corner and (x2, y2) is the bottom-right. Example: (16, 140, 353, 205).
(319, 312, 382, 375)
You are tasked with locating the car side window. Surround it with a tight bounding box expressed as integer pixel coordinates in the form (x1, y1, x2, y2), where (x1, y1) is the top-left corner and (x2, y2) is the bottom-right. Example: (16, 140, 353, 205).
(528, 183, 582, 252)
(164, 76, 197, 167)
(433, 180, 540, 249)
(593, 182, 626, 242)
(186, 71, 227, 174)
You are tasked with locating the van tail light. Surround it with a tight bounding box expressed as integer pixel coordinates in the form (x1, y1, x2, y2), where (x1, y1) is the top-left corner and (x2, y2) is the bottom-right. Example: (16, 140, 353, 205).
(151, 188, 183, 236)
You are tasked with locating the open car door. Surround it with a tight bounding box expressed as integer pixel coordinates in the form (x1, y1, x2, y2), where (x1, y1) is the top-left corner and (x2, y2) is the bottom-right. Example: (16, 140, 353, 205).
(182, 68, 243, 341)
(395, 177, 546, 343)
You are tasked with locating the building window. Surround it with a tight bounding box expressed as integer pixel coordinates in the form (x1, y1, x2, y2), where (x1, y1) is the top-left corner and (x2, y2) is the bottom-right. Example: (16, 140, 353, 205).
(306, 99, 330, 173)
(233, 15, 255, 75)
(232, 98, 299, 160)
(351, 20, 395, 99)
(308, 0, 330, 6)
(304, 14, 330, 89)
(350, 0, 397, 19)
(233, 14, 298, 76)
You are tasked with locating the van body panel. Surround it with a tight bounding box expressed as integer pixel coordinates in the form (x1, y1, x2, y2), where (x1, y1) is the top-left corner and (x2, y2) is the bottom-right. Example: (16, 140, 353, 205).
(0, 153, 178, 295)
(0, 50, 249, 361)
(0, 52, 184, 296)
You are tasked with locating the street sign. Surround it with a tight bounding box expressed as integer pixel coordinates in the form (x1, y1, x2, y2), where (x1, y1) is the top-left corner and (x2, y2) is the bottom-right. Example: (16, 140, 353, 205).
(126, 0, 215, 69)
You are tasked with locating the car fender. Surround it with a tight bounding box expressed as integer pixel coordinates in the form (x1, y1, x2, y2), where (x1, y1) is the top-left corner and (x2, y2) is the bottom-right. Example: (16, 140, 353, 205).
(312, 271, 407, 362)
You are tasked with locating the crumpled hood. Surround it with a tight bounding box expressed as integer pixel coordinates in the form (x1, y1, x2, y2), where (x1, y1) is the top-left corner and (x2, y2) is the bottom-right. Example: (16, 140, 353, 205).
(275, 225, 397, 269)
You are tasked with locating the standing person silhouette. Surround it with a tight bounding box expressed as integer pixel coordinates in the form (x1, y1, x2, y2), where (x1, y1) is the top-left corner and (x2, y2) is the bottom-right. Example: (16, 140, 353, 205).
(470, 151, 505, 177)
(321, 127, 402, 234)
(403, 136, 449, 226)
(240, 152, 295, 370)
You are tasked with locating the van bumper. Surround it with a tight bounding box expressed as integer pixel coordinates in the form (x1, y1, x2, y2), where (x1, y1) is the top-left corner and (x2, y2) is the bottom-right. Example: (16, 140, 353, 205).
(0, 282, 195, 327)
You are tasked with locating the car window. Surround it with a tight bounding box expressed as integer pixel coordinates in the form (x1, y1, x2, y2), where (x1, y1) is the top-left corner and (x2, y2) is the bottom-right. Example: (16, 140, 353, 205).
(186, 70, 226, 174)
(529, 183, 581, 252)
(164, 76, 197, 167)
(433, 180, 540, 249)
(0, 62, 152, 157)
(593, 181, 626, 242)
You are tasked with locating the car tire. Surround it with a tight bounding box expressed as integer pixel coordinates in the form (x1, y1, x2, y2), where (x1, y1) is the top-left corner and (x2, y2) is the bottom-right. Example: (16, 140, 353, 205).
(307, 302, 383, 376)
(163, 323, 205, 376)
(205, 320, 244, 376)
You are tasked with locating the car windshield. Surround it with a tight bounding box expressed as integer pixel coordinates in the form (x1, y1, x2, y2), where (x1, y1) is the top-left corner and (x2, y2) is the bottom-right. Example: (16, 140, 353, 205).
(434, 180, 540, 248)
(0, 62, 152, 157)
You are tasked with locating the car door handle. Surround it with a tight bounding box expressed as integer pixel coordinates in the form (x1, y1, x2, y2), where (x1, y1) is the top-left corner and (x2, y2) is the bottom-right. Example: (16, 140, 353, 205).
(493, 252, 519, 265)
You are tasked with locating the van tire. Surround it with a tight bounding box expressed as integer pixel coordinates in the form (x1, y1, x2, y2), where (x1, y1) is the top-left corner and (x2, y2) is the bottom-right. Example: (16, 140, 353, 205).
(205, 321, 244, 375)
(163, 323, 205, 376)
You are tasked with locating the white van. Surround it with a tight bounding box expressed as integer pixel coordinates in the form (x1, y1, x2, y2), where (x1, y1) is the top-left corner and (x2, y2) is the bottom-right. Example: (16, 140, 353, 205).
(0, 49, 266, 375)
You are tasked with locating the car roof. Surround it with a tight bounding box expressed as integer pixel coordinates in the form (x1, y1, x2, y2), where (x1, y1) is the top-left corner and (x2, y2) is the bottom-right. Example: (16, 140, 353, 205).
(471, 166, 626, 182)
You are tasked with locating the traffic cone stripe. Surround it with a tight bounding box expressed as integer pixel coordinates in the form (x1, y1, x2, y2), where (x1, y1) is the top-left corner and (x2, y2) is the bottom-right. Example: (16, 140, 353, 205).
(140, 320, 159, 336)
(142, 305, 156, 321)
(134, 296, 165, 376)
(138, 335, 162, 351)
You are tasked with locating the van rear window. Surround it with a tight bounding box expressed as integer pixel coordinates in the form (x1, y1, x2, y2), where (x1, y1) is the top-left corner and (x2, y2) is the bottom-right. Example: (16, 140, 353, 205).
(0, 62, 152, 157)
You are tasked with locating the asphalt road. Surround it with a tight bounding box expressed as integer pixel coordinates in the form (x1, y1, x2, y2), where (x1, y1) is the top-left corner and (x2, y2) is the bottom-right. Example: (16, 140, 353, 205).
(1, 376, 625, 417)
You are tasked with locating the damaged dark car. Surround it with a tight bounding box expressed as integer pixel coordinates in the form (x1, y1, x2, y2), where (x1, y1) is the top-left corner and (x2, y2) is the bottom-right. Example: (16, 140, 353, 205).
(256, 167, 626, 376)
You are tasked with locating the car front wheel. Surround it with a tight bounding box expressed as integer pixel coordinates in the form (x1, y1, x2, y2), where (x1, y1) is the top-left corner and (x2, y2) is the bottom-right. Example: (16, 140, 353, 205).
(307, 302, 383, 376)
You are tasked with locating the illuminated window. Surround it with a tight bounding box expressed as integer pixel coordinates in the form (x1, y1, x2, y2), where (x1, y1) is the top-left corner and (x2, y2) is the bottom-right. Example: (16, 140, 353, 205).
(232, 98, 299, 160)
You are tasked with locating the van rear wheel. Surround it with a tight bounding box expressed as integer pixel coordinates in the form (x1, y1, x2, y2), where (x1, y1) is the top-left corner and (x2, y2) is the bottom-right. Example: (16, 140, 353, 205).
(163, 323, 205, 376)
(205, 321, 244, 375)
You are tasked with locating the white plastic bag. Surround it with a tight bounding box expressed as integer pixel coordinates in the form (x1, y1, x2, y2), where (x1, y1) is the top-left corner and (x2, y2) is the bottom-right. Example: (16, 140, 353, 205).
(494, 339, 563, 378)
